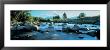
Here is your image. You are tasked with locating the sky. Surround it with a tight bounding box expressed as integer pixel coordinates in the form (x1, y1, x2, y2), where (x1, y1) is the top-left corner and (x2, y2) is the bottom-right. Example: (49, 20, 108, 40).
(30, 10, 100, 18)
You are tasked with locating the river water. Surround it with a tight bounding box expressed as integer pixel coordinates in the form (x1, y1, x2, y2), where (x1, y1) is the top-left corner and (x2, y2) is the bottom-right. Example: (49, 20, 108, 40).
(14, 23, 99, 40)
(31, 31, 97, 40)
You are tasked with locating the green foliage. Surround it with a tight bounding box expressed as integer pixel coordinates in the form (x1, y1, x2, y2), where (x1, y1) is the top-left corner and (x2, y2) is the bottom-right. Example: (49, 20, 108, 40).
(53, 15, 60, 19)
(52, 15, 61, 22)
(11, 11, 100, 24)
(78, 13, 86, 18)
(11, 10, 31, 22)
(63, 12, 67, 19)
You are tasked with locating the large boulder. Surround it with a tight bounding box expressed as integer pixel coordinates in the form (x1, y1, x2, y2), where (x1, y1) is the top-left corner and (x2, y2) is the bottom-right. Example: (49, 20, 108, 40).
(63, 24, 80, 33)
(62, 27, 77, 33)
(72, 24, 80, 31)
(87, 30, 99, 37)
(11, 22, 38, 32)
(94, 29, 100, 40)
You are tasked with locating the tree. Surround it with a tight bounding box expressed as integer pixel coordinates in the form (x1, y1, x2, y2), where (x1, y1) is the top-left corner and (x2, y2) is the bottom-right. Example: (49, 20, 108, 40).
(27, 16, 33, 24)
(53, 15, 61, 22)
(77, 13, 86, 24)
(78, 13, 86, 19)
(63, 12, 67, 19)
(33, 17, 39, 21)
(11, 10, 31, 22)
(53, 15, 60, 19)
(11, 10, 21, 21)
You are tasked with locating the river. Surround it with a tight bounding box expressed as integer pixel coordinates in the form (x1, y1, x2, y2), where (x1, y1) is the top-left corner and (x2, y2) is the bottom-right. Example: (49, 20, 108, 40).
(11, 23, 99, 40)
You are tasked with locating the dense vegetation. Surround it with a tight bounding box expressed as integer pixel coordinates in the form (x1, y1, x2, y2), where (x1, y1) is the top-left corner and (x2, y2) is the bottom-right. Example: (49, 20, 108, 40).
(11, 10, 100, 24)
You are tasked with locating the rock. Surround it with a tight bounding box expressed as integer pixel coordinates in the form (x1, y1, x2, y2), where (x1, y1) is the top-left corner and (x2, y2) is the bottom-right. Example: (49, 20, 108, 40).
(25, 25, 37, 31)
(11, 22, 38, 32)
(17, 26, 25, 30)
(87, 32, 96, 37)
(62, 27, 77, 33)
(34, 25, 39, 30)
(95, 30, 100, 40)
(62, 24, 80, 33)
(72, 24, 80, 31)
